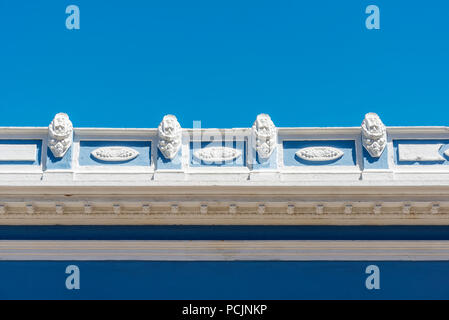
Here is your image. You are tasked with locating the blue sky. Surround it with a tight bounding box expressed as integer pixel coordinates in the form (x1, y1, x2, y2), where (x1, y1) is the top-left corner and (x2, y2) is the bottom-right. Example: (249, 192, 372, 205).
(0, 1, 448, 128)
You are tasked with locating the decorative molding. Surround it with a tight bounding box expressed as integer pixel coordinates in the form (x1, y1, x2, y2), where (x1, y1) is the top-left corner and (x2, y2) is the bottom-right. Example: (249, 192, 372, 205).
(3, 113, 449, 228)
(361, 112, 386, 158)
(48, 113, 73, 158)
(1, 125, 448, 137)
(142, 204, 151, 214)
(26, 204, 34, 215)
(252, 114, 276, 160)
(158, 115, 182, 159)
(432, 203, 440, 214)
(3, 240, 449, 261)
(113, 204, 121, 215)
(398, 144, 445, 162)
(55, 204, 64, 215)
(84, 203, 92, 214)
(402, 203, 411, 214)
(1, 198, 449, 225)
(91, 147, 139, 162)
(344, 204, 352, 214)
(295, 147, 343, 162)
(171, 204, 179, 214)
(373, 204, 382, 215)
(193, 147, 241, 162)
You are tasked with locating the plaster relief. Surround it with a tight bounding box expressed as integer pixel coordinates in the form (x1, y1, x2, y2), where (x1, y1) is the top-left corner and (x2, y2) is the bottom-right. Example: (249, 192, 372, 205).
(48, 113, 73, 158)
(361, 113, 386, 158)
(295, 146, 344, 162)
(252, 114, 276, 160)
(91, 147, 139, 162)
(193, 147, 241, 162)
(158, 115, 182, 160)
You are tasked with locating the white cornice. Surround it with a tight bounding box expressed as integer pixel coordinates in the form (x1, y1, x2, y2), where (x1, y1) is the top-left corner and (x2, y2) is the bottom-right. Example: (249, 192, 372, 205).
(1, 240, 449, 260)
(75, 127, 158, 137)
(0, 124, 448, 227)
(387, 126, 449, 134)
(2, 181, 449, 192)
(0, 127, 48, 136)
(0, 126, 447, 137)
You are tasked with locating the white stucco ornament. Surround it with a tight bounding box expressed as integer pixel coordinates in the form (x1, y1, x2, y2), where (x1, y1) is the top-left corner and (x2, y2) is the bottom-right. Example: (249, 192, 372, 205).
(252, 113, 277, 160)
(296, 147, 344, 162)
(91, 147, 139, 162)
(158, 115, 182, 160)
(194, 147, 241, 162)
(361, 112, 386, 158)
(48, 113, 73, 158)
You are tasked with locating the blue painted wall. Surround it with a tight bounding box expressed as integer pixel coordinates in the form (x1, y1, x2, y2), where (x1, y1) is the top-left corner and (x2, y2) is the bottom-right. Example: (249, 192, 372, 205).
(0, 261, 449, 299)
(283, 140, 356, 167)
(0, 225, 448, 299)
(156, 148, 182, 170)
(251, 146, 277, 170)
(79, 141, 151, 166)
(362, 145, 389, 170)
(46, 145, 72, 170)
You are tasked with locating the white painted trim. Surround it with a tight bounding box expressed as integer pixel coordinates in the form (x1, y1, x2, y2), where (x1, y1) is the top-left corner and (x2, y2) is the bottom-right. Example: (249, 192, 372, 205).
(0, 126, 447, 137)
(75, 128, 158, 137)
(0, 127, 48, 135)
(186, 128, 250, 138)
(1, 240, 449, 260)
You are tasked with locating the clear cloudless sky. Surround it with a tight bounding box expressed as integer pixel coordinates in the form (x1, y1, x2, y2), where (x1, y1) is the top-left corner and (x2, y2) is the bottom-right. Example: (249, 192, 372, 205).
(0, 0, 448, 128)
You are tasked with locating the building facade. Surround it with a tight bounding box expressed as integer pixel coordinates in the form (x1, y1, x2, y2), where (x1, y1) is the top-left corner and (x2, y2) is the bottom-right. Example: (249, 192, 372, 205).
(0, 112, 449, 299)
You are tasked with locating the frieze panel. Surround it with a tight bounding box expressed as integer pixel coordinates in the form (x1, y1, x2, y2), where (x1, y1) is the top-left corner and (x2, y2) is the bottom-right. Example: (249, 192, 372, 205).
(284, 140, 356, 167)
(79, 141, 151, 166)
(3, 112, 449, 175)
